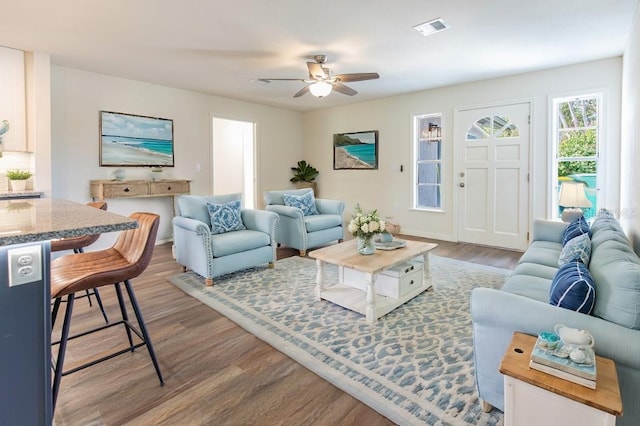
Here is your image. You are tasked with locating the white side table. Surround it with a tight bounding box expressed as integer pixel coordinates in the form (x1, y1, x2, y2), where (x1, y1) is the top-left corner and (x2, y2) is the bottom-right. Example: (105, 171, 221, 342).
(499, 332, 622, 426)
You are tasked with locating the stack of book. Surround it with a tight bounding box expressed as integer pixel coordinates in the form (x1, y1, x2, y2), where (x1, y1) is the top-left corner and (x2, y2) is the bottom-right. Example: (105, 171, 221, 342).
(529, 338, 597, 389)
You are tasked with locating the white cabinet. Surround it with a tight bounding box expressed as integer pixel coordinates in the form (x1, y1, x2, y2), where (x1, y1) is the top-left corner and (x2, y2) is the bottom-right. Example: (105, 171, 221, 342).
(500, 333, 622, 426)
(504, 375, 616, 426)
(0, 47, 27, 153)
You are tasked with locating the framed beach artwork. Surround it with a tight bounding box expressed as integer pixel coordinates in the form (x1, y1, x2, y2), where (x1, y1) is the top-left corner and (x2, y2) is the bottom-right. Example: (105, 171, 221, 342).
(99, 111, 175, 167)
(333, 130, 379, 170)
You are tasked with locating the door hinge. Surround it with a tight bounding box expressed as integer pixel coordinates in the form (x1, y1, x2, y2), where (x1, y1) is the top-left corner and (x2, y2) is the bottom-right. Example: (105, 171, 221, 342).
(527, 232, 530, 241)
(528, 115, 531, 124)
(527, 173, 530, 183)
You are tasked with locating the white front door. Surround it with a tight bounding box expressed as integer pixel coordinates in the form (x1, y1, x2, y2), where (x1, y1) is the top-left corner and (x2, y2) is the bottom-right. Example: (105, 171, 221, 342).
(455, 102, 530, 250)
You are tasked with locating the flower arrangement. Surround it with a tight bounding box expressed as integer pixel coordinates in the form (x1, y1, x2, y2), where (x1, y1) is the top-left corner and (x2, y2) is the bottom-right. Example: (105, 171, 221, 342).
(348, 204, 386, 240)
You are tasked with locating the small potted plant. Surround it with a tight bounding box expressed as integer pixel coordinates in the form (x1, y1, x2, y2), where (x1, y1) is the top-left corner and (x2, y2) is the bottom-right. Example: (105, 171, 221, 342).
(290, 160, 319, 195)
(6, 169, 32, 192)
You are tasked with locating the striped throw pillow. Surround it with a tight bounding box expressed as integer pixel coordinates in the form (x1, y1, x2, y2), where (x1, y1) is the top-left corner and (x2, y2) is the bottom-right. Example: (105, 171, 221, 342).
(561, 216, 591, 246)
(550, 260, 595, 314)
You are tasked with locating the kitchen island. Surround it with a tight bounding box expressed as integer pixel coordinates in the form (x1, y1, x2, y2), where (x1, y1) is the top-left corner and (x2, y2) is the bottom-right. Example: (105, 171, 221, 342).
(0, 199, 137, 425)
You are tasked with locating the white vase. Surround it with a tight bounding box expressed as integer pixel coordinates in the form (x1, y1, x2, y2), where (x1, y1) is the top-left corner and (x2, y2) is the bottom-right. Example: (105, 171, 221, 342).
(113, 169, 126, 181)
(10, 179, 27, 192)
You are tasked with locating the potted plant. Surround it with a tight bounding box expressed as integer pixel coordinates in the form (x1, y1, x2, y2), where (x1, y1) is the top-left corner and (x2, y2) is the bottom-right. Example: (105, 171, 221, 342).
(6, 169, 32, 192)
(290, 160, 319, 195)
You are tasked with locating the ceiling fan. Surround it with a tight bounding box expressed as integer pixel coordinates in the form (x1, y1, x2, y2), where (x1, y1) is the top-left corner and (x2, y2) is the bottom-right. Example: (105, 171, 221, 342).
(257, 55, 379, 98)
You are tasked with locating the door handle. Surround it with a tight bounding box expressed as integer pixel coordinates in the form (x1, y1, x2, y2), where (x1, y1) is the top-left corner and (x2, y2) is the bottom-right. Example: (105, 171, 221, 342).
(459, 183, 465, 188)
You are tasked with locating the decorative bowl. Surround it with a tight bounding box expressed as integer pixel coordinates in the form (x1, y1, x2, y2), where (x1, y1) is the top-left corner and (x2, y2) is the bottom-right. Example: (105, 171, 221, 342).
(538, 331, 560, 349)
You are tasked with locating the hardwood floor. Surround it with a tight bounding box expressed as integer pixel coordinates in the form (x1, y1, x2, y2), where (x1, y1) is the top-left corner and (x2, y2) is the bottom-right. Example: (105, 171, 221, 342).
(52, 237, 521, 425)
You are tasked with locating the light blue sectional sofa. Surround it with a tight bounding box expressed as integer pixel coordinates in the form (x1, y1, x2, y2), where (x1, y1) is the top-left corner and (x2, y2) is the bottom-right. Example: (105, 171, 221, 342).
(471, 214, 640, 426)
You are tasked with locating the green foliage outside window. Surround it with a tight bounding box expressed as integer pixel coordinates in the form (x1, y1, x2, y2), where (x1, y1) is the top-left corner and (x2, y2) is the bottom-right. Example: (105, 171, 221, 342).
(557, 129, 597, 176)
(555, 96, 599, 219)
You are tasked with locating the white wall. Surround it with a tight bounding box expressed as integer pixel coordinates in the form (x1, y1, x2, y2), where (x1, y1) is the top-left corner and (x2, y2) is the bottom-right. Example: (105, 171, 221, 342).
(303, 58, 622, 244)
(51, 66, 303, 248)
(620, 4, 640, 251)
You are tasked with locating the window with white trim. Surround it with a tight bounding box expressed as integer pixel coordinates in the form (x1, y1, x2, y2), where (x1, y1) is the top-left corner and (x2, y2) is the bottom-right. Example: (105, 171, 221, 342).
(413, 113, 443, 210)
(551, 93, 601, 220)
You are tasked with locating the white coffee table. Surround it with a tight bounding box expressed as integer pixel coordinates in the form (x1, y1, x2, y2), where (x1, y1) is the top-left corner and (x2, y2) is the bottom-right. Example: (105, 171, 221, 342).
(308, 239, 438, 322)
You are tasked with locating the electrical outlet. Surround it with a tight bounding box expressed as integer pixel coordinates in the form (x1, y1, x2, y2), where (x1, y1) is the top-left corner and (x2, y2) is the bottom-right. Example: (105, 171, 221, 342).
(7, 245, 42, 287)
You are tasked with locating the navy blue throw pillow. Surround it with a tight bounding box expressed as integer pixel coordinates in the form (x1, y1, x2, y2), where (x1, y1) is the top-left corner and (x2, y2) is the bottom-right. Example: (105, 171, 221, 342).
(561, 216, 591, 246)
(549, 260, 595, 314)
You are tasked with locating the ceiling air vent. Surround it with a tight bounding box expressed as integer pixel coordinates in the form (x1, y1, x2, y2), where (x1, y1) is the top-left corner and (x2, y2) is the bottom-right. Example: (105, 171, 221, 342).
(414, 18, 450, 37)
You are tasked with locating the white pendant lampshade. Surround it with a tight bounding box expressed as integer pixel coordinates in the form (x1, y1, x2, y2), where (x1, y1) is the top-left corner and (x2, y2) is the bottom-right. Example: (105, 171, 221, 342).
(309, 81, 332, 98)
(558, 181, 592, 222)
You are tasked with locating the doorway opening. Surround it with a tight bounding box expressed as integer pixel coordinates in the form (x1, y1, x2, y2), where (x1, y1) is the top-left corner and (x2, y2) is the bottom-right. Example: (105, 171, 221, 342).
(211, 117, 256, 208)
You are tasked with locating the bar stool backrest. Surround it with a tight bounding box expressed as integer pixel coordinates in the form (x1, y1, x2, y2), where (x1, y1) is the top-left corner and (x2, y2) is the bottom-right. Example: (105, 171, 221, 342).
(113, 212, 160, 277)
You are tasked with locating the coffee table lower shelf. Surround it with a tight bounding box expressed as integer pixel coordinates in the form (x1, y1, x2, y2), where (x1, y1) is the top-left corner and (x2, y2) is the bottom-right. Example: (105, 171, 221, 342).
(316, 282, 430, 320)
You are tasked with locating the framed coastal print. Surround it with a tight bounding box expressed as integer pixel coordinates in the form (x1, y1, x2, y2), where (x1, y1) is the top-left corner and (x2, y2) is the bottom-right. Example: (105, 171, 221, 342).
(333, 130, 379, 170)
(99, 111, 175, 167)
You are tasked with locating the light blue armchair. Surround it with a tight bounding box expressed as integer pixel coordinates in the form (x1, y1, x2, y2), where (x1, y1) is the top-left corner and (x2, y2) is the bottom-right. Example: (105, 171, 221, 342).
(173, 194, 279, 286)
(263, 188, 344, 256)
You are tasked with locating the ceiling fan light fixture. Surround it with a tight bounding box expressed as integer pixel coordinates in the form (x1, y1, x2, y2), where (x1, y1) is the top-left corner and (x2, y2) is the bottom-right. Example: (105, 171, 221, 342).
(258, 56, 377, 98)
(309, 81, 332, 98)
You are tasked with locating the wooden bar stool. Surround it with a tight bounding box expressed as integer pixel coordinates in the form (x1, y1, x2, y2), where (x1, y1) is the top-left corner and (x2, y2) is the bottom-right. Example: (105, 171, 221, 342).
(51, 201, 109, 323)
(50, 212, 164, 411)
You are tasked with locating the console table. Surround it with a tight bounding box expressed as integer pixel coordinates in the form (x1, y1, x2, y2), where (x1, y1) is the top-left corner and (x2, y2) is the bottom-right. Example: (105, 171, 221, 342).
(90, 179, 190, 199)
(90, 179, 190, 215)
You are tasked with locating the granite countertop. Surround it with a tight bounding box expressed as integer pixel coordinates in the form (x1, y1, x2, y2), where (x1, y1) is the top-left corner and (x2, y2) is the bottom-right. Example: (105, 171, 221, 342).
(0, 198, 137, 246)
(0, 190, 44, 200)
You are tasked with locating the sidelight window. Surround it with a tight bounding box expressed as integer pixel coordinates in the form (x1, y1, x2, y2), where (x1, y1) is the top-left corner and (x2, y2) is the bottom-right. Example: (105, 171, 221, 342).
(551, 94, 601, 220)
(413, 113, 443, 210)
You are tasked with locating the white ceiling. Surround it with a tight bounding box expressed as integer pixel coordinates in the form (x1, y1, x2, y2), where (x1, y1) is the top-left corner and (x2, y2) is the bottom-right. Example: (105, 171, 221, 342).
(2, 0, 638, 112)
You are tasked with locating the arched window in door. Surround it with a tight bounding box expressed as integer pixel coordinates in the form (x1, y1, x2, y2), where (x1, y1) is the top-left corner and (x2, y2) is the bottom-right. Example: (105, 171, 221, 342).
(466, 115, 519, 140)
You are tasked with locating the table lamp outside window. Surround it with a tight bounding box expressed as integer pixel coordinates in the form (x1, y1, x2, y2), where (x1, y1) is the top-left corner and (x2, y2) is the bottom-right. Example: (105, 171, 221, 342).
(558, 181, 592, 222)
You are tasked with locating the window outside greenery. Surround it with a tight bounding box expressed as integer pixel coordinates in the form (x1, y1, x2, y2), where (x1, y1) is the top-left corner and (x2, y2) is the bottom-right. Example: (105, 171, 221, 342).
(553, 94, 600, 218)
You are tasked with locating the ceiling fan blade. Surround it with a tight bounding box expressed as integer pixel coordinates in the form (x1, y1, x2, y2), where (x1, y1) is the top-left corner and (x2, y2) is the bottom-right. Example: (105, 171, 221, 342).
(333, 82, 358, 96)
(307, 62, 327, 79)
(256, 78, 306, 82)
(334, 72, 380, 82)
(293, 85, 311, 98)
